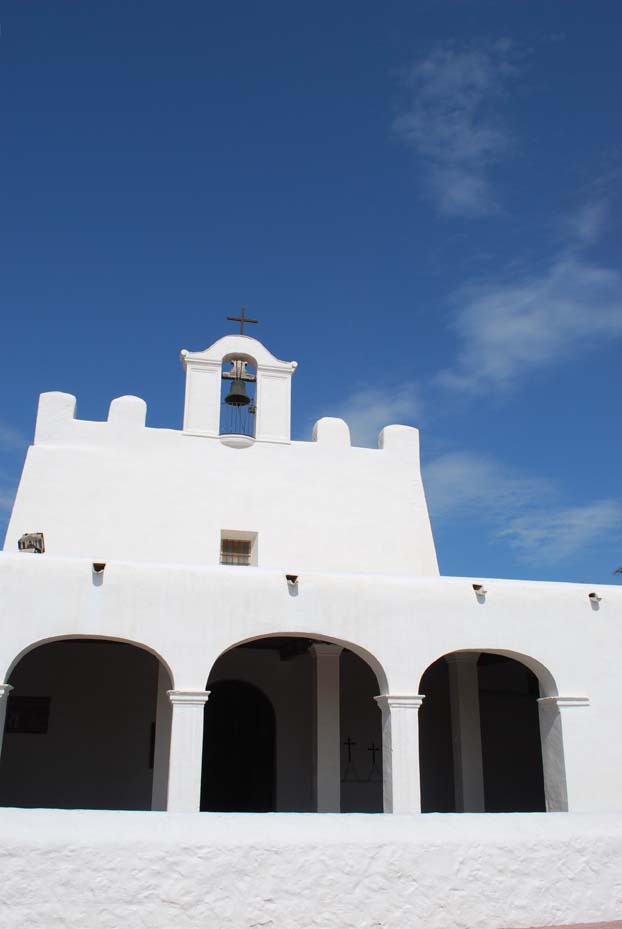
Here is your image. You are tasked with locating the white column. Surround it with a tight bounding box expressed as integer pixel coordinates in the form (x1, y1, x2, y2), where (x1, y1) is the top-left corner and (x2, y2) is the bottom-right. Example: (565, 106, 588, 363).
(0, 684, 13, 762)
(151, 666, 173, 811)
(537, 695, 589, 812)
(374, 694, 425, 814)
(447, 653, 485, 812)
(166, 689, 210, 813)
(310, 643, 342, 813)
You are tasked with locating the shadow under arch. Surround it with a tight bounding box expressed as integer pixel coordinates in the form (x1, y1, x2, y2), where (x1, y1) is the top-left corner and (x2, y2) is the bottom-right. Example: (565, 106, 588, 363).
(204, 632, 385, 813)
(222, 350, 258, 366)
(417, 646, 559, 699)
(418, 647, 562, 814)
(201, 679, 276, 812)
(208, 630, 389, 695)
(0, 635, 173, 811)
(4, 633, 175, 687)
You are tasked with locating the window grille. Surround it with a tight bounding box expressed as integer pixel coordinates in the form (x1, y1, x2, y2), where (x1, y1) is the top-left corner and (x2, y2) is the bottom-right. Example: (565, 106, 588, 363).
(220, 538, 252, 566)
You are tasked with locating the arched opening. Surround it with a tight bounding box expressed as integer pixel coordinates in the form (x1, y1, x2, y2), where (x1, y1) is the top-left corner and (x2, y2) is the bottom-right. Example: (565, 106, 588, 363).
(201, 680, 275, 812)
(419, 651, 546, 813)
(0, 638, 171, 811)
(219, 354, 257, 439)
(201, 636, 383, 812)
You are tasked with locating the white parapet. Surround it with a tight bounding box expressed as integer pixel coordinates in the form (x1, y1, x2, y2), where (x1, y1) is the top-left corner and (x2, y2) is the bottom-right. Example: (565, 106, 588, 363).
(2, 810, 622, 929)
(5, 382, 438, 575)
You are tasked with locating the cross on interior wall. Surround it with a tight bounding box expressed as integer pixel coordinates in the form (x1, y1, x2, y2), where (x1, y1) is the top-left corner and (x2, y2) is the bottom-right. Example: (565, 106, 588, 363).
(343, 736, 356, 763)
(227, 306, 258, 335)
(368, 742, 379, 766)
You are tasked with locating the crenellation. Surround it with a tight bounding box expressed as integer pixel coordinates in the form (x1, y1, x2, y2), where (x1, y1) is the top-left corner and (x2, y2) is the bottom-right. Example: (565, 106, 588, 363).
(311, 417, 351, 447)
(34, 392, 151, 446)
(378, 424, 421, 457)
(34, 392, 78, 445)
(107, 396, 147, 430)
(9, 335, 438, 574)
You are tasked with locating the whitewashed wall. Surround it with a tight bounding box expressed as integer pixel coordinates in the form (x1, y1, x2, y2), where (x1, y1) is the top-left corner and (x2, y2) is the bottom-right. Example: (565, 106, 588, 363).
(2, 334, 621, 817)
(0, 554, 620, 811)
(2, 810, 622, 929)
(3, 391, 438, 577)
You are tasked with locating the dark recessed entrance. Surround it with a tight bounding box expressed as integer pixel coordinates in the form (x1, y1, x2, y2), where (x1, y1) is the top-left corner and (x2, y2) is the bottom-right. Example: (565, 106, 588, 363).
(200, 680, 275, 812)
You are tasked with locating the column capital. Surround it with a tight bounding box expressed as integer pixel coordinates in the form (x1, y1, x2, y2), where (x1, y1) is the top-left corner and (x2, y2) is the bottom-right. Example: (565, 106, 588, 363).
(537, 695, 590, 709)
(309, 643, 343, 660)
(0, 684, 13, 701)
(374, 693, 425, 711)
(167, 689, 211, 707)
(446, 652, 480, 666)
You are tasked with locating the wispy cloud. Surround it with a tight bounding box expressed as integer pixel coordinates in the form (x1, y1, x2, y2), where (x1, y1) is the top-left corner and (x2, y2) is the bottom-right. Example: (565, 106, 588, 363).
(0, 489, 16, 513)
(332, 383, 422, 447)
(425, 450, 621, 563)
(425, 451, 550, 523)
(564, 200, 609, 245)
(394, 39, 518, 216)
(0, 423, 26, 520)
(437, 249, 622, 393)
(0, 423, 26, 450)
(500, 499, 622, 562)
(0, 468, 18, 514)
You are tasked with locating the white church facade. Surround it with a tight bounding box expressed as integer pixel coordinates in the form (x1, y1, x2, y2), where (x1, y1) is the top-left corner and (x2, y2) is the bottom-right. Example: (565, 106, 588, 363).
(0, 327, 619, 817)
(1, 328, 621, 929)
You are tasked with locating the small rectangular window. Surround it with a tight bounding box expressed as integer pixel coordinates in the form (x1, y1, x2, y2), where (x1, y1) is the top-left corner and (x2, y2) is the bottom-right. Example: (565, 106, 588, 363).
(220, 530, 258, 566)
(220, 538, 252, 566)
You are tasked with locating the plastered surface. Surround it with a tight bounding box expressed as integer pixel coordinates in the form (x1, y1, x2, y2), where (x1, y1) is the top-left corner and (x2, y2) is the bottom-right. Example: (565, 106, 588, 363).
(2, 810, 622, 929)
(4, 387, 438, 576)
(1, 553, 621, 813)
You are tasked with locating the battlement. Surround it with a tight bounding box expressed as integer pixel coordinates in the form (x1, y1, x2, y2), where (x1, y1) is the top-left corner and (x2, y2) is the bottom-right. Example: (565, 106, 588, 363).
(4, 333, 436, 575)
(31, 391, 421, 457)
(34, 393, 148, 445)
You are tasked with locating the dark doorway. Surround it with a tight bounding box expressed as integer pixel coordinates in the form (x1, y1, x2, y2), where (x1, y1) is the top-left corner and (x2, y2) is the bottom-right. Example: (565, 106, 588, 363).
(419, 652, 545, 813)
(478, 654, 545, 812)
(200, 680, 275, 812)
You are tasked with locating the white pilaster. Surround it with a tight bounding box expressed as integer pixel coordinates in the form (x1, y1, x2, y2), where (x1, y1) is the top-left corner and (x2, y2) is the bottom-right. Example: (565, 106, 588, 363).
(151, 666, 173, 811)
(537, 695, 590, 812)
(447, 653, 485, 813)
(254, 366, 293, 443)
(0, 684, 13, 762)
(310, 643, 342, 813)
(166, 689, 210, 813)
(374, 694, 425, 814)
(181, 356, 222, 436)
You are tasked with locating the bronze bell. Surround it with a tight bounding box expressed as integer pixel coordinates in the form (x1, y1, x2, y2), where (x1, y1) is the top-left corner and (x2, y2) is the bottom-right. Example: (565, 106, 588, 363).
(225, 378, 251, 407)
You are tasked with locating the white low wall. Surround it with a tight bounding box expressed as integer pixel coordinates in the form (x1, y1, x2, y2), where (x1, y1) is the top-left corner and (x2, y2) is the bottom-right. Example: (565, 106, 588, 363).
(2, 811, 622, 929)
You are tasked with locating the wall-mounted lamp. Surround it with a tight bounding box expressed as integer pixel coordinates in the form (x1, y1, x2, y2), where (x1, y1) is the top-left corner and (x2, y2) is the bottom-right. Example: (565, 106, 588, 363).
(18, 532, 45, 554)
(92, 562, 106, 574)
(286, 574, 299, 586)
(472, 583, 487, 596)
(588, 592, 602, 603)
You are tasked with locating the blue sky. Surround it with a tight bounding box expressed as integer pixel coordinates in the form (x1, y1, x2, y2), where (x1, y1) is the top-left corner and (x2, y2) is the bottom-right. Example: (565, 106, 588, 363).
(1, 1, 620, 583)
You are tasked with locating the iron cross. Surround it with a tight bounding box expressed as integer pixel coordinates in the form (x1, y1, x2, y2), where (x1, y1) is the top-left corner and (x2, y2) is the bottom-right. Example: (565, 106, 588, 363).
(227, 306, 258, 335)
(368, 742, 380, 766)
(343, 736, 357, 763)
